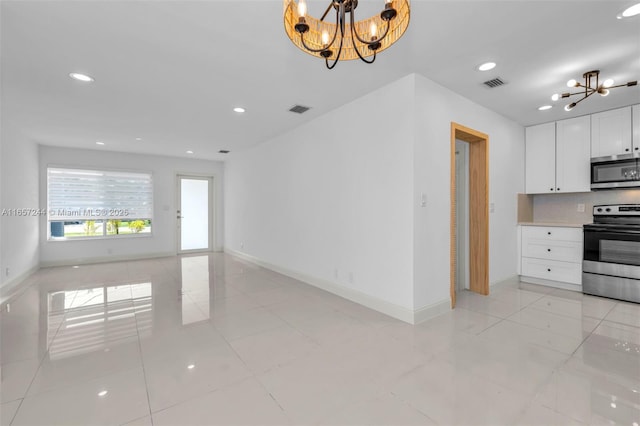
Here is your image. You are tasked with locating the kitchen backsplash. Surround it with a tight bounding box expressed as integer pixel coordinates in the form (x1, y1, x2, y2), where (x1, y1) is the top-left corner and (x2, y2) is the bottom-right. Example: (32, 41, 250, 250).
(532, 189, 640, 223)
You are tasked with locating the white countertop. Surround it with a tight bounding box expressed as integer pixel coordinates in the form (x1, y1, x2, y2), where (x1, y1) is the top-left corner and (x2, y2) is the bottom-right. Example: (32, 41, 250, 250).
(518, 222, 585, 228)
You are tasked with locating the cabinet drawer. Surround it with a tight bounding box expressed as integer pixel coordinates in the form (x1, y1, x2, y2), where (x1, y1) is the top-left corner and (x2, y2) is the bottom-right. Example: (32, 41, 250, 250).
(521, 257, 582, 284)
(521, 226, 582, 243)
(522, 240, 582, 262)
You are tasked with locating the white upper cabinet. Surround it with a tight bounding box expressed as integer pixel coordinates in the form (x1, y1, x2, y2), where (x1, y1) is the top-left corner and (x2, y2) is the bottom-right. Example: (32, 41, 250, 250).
(556, 115, 591, 193)
(591, 106, 632, 157)
(633, 104, 640, 153)
(525, 117, 591, 194)
(525, 123, 556, 194)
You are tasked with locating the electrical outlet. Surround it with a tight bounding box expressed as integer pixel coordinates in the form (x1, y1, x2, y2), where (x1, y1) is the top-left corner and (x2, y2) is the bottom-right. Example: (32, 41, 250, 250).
(6, 303, 10, 313)
(577, 203, 585, 213)
(490, 203, 495, 213)
(5, 267, 9, 277)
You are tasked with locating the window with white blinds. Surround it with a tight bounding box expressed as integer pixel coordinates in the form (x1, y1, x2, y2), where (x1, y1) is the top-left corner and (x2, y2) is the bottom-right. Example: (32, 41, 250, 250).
(47, 167, 153, 221)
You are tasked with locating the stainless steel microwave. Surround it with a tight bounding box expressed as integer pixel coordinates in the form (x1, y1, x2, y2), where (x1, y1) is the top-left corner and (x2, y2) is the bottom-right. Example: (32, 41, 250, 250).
(591, 153, 640, 190)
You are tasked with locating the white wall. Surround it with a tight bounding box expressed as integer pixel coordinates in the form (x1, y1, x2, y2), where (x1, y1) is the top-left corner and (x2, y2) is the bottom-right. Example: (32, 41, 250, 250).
(1, 125, 40, 291)
(225, 75, 416, 311)
(225, 73, 526, 321)
(39, 146, 224, 265)
(413, 74, 525, 310)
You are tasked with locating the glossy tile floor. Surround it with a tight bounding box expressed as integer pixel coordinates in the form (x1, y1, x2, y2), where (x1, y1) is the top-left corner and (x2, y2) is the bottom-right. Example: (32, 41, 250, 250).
(1, 253, 639, 425)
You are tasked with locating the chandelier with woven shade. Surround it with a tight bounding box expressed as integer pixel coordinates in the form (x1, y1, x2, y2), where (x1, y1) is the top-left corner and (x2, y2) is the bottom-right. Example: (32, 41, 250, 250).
(283, 0, 410, 69)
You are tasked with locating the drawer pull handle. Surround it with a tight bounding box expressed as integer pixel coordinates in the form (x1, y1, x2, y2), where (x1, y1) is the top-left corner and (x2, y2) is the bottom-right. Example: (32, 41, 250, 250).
(547, 232, 551, 235)
(547, 268, 551, 272)
(547, 248, 551, 252)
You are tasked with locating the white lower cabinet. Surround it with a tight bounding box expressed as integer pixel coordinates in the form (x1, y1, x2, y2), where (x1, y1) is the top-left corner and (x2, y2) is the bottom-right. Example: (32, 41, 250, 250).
(519, 225, 583, 289)
(521, 257, 582, 285)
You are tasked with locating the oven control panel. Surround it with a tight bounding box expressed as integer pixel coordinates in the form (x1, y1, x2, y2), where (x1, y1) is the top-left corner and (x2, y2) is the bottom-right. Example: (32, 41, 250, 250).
(594, 204, 640, 216)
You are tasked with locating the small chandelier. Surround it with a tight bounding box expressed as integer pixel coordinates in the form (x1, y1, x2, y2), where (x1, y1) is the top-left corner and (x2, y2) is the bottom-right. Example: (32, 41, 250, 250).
(283, 0, 410, 69)
(551, 70, 637, 111)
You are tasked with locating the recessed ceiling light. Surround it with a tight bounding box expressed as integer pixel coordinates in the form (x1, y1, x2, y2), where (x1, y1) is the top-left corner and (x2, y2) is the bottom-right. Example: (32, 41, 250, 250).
(187, 364, 195, 370)
(135, 137, 142, 141)
(186, 150, 194, 154)
(69, 72, 94, 82)
(97, 390, 108, 397)
(618, 3, 640, 18)
(233, 107, 246, 113)
(538, 105, 552, 111)
(478, 62, 496, 71)
(96, 141, 105, 145)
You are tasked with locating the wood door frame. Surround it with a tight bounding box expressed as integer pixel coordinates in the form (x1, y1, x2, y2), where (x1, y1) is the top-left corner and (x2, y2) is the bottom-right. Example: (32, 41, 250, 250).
(450, 123, 489, 308)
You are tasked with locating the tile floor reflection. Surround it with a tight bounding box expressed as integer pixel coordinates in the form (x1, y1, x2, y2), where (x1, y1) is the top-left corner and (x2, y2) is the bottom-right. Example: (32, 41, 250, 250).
(1, 253, 639, 425)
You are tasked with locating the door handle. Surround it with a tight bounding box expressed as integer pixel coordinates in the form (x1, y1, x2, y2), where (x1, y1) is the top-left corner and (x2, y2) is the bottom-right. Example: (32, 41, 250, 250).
(177, 216, 183, 219)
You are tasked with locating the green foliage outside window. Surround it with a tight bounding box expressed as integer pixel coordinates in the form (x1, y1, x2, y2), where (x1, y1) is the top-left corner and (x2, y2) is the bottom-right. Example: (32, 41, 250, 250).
(107, 219, 122, 235)
(84, 220, 99, 236)
(128, 220, 146, 233)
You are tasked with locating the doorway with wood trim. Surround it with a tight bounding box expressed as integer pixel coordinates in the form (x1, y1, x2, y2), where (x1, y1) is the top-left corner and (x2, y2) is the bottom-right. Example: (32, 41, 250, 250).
(450, 123, 489, 308)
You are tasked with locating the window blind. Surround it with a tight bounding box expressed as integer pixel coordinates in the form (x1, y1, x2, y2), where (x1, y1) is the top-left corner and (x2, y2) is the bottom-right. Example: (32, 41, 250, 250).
(48, 168, 153, 221)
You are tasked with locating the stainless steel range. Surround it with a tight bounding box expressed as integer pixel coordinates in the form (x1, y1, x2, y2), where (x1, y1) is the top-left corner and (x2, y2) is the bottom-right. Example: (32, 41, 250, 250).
(583, 204, 640, 303)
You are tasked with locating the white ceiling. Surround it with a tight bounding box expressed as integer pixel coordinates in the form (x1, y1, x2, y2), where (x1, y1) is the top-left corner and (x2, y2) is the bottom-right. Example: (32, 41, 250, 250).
(2, 0, 639, 161)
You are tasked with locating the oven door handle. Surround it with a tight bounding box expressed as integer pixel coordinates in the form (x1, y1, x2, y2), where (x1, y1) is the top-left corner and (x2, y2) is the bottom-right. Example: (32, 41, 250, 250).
(585, 227, 640, 234)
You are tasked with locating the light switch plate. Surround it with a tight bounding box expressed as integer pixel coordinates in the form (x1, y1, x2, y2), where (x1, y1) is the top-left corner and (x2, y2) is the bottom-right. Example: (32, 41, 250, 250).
(577, 203, 585, 213)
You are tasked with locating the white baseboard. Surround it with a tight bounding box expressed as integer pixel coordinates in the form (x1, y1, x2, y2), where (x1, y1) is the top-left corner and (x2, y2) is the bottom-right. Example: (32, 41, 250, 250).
(520, 275, 581, 292)
(413, 299, 452, 324)
(490, 275, 521, 291)
(0, 263, 40, 305)
(40, 251, 175, 268)
(225, 248, 418, 324)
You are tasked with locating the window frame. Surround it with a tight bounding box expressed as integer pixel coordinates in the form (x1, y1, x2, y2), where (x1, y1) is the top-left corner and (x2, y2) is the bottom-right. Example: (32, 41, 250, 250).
(46, 165, 154, 241)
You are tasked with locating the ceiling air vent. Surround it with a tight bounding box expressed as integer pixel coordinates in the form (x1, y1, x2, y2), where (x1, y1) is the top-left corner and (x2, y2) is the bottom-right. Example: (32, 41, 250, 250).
(483, 77, 506, 88)
(289, 105, 311, 114)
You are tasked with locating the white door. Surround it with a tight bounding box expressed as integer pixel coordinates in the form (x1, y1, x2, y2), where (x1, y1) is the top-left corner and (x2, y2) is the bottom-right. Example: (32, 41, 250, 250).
(177, 176, 213, 253)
